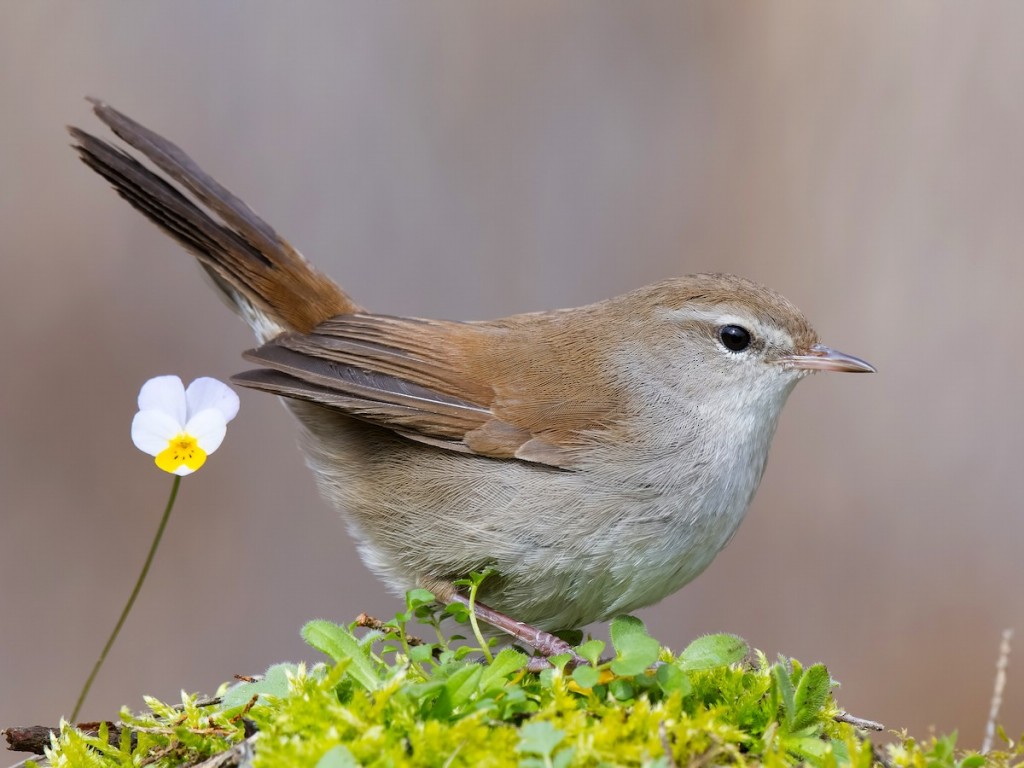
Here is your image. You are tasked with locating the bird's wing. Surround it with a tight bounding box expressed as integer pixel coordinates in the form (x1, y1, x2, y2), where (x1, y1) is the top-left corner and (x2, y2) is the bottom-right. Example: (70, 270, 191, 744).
(233, 311, 623, 468)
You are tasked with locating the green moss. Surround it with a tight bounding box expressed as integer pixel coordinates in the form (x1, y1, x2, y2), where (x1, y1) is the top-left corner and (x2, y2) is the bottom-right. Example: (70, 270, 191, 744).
(40, 593, 1022, 767)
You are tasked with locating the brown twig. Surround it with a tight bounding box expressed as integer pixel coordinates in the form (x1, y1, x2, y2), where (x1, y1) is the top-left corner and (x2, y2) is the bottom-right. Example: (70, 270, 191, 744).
(869, 739, 895, 768)
(354, 612, 428, 646)
(189, 733, 258, 768)
(3, 693, 242, 757)
(3, 723, 121, 755)
(5, 754, 45, 768)
(688, 744, 724, 768)
(4, 722, 257, 767)
(833, 711, 884, 731)
(658, 720, 679, 768)
(982, 628, 1013, 754)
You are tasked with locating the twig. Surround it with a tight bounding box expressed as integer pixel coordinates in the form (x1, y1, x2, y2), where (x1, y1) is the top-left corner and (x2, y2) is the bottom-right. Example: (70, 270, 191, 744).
(688, 744, 723, 768)
(190, 733, 258, 768)
(5, 754, 44, 768)
(982, 628, 1013, 754)
(658, 720, 679, 768)
(3, 723, 257, 767)
(870, 739, 895, 768)
(833, 711, 885, 731)
(354, 612, 428, 646)
(178, 696, 223, 710)
(3, 723, 120, 755)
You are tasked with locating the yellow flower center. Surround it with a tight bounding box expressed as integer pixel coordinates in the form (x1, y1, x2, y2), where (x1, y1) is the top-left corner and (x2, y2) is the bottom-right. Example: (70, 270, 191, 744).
(155, 434, 207, 474)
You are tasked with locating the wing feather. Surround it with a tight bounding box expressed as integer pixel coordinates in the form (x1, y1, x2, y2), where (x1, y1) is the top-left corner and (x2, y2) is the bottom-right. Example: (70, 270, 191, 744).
(232, 312, 609, 468)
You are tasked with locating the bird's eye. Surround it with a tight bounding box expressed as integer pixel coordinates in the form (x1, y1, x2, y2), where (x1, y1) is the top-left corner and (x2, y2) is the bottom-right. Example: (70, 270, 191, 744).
(719, 324, 752, 352)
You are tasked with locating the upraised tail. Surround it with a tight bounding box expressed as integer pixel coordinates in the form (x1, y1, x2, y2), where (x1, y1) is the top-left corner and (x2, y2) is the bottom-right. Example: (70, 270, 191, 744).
(69, 99, 359, 339)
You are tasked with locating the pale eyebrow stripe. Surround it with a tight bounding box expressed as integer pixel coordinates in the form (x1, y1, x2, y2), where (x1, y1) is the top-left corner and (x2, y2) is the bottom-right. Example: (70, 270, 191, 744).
(663, 307, 795, 349)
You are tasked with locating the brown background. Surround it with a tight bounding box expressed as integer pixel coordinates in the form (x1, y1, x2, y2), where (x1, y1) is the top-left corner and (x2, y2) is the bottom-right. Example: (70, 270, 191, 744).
(2, 1, 1022, 748)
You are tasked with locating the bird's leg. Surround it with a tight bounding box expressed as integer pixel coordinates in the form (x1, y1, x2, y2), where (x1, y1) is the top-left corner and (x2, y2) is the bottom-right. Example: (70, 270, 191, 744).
(445, 591, 585, 670)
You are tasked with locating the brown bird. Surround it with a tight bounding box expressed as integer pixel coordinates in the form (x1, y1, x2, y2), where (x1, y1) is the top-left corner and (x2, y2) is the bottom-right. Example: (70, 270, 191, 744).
(69, 100, 874, 660)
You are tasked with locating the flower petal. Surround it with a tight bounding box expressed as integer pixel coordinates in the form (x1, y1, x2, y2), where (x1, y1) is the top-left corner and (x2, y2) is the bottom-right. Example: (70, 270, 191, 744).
(155, 437, 207, 475)
(185, 377, 240, 422)
(185, 408, 228, 454)
(137, 376, 186, 426)
(132, 409, 184, 456)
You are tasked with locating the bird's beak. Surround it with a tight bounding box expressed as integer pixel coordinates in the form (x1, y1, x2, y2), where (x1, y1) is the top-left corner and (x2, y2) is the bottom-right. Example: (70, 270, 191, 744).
(780, 343, 876, 373)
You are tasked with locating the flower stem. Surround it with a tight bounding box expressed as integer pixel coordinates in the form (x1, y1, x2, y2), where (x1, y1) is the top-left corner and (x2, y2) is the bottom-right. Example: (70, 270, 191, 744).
(70, 475, 181, 723)
(467, 574, 494, 664)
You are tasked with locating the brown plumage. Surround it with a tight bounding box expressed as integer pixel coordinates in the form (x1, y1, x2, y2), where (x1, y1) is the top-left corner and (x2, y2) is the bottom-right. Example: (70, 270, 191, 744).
(69, 99, 357, 333)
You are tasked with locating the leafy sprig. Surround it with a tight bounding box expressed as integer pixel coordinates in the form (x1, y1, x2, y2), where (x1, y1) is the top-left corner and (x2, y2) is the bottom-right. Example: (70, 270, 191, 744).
(40, 596, 1021, 768)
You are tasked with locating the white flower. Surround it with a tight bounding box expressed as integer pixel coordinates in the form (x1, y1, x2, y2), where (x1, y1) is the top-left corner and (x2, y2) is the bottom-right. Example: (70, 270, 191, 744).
(131, 376, 240, 475)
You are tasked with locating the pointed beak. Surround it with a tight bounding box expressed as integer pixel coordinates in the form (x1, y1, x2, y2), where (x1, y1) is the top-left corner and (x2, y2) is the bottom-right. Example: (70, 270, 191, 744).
(780, 343, 876, 373)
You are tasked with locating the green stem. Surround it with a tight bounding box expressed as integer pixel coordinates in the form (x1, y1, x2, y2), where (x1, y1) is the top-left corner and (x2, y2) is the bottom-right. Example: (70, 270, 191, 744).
(70, 474, 181, 723)
(467, 575, 494, 664)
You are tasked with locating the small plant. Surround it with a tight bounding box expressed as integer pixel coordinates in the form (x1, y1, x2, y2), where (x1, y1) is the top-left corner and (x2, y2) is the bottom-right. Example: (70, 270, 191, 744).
(38, 595, 1023, 767)
(69, 376, 240, 723)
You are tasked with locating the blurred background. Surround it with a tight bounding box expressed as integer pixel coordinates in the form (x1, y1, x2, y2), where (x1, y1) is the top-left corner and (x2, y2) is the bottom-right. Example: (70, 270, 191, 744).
(2, 1, 1022, 749)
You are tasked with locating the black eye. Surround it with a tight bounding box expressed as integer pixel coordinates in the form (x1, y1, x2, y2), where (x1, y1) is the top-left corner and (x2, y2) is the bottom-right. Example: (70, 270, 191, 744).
(719, 324, 752, 352)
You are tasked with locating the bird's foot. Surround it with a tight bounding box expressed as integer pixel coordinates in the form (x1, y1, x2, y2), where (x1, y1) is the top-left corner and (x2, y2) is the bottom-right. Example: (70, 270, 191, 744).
(446, 592, 586, 671)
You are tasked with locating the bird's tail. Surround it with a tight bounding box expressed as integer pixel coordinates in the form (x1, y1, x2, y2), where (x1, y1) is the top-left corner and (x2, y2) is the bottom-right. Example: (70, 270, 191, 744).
(69, 99, 359, 340)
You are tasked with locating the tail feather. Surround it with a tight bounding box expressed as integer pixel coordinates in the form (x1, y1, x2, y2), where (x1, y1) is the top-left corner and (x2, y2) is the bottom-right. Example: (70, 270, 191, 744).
(69, 99, 359, 336)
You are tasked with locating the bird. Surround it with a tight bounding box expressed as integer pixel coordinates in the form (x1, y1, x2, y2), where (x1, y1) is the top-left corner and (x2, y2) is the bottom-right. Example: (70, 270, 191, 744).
(69, 100, 874, 659)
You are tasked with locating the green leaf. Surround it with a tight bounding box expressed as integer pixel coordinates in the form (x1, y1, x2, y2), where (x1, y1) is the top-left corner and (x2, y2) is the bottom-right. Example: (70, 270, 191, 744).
(608, 678, 635, 701)
(791, 663, 831, 731)
(548, 652, 573, 672)
(408, 644, 435, 663)
(609, 615, 660, 676)
(423, 664, 483, 720)
(656, 663, 692, 696)
(517, 720, 565, 758)
(677, 633, 749, 671)
(538, 667, 556, 689)
(315, 745, 359, 768)
(454, 567, 498, 590)
(786, 735, 829, 761)
(445, 602, 470, 623)
(406, 588, 435, 609)
(445, 663, 482, 704)
(830, 737, 851, 765)
(221, 662, 300, 709)
(480, 647, 527, 691)
(576, 639, 606, 666)
(930, 732, 957, 761)
(302, 620, 380, 691)
(571, 665, 601, 689)
(403, 676, 446, 705)
(357, 629, 385, 650)
(773, 663, 797, 729)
